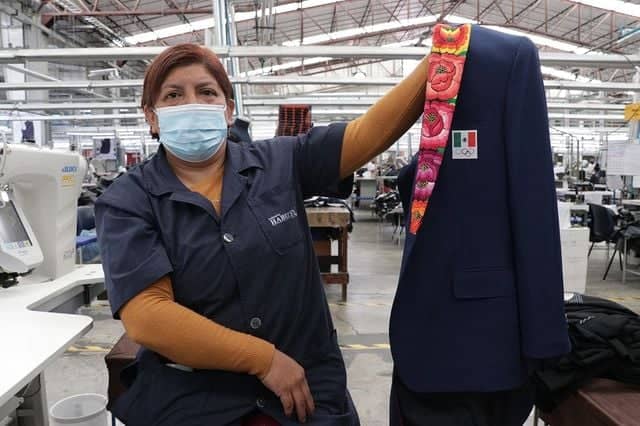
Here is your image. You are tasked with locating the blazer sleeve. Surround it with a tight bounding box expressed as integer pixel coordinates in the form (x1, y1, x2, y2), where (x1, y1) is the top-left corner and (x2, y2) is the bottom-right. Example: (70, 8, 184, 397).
(504, 38, 571, 359)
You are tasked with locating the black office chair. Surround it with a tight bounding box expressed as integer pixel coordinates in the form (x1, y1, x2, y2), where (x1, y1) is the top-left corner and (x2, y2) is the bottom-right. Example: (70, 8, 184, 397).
(76, 205, 95, 236)
(586, 204, 624, 281)
(588, 203, 618, 257)
(601, 208, 640, 281)
(105, 333, 140, 426)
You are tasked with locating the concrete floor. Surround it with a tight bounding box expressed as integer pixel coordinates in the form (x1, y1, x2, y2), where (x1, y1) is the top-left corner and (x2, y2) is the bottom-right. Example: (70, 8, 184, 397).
(44, 213, 640, 425)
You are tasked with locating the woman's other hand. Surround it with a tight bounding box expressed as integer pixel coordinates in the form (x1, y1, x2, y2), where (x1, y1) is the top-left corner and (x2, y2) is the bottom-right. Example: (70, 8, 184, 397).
(260, 349, 315, 423)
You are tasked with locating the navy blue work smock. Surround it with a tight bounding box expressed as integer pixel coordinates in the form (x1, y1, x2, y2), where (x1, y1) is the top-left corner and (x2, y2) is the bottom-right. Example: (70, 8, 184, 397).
(95, 123, 359, 426)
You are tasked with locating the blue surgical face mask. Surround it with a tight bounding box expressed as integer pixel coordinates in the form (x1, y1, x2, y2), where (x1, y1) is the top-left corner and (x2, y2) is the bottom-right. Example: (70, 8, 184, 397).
(155, 104, 228, 163)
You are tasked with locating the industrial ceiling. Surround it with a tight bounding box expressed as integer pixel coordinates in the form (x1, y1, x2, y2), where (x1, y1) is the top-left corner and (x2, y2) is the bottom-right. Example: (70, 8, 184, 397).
(1, 0, 639, 150)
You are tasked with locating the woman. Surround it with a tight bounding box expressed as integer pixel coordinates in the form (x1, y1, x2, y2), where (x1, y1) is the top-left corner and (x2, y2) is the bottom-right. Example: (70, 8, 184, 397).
(96, 43, 428, 425)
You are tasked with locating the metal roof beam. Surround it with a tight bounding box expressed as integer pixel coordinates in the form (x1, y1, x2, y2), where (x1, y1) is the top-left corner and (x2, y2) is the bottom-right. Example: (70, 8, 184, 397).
(0, 101, 627, 112)
(43, 8, 213, 17)
(244, 99, 627, 110)
(1, 47, 639, 68)
(0, 102, 137, 111)
(0, 113, 144, 121)
(547, 103, 624, 110)
(0, 77, 404, 90)
(0, 80, 143, 90)
(2, 78, 640, 91)
(4, 64, 110, 100)
(0, 3, 83, 47)
(0, 111, 626, 122)
(543, 80, 640, 91)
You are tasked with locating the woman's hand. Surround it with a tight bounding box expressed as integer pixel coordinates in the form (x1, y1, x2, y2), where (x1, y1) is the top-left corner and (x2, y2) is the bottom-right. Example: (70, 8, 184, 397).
(260, 349, 315, 423)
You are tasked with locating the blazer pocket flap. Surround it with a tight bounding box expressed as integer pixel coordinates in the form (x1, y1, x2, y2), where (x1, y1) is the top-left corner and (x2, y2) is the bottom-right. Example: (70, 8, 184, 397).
(453, 269, 516, 299)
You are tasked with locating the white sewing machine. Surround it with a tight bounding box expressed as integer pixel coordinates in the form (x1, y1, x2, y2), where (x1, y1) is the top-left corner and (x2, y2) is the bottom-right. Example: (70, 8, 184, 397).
(0, 142, 104, 425)
(0, 142, 86, 286)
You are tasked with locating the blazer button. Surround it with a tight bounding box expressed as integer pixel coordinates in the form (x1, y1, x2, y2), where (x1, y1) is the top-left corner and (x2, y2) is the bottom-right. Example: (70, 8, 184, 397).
(256, 398, 265, 408)
(223, 233, 234, 243)
(250, 317, 262, 330)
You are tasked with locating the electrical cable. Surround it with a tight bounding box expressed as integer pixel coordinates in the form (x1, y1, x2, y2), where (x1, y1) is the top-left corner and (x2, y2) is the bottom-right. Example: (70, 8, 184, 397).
(19, 378, 42, 399)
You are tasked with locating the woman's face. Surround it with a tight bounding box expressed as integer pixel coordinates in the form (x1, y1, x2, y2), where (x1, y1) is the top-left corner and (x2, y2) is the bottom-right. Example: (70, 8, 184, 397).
(145, 63, 235, 137)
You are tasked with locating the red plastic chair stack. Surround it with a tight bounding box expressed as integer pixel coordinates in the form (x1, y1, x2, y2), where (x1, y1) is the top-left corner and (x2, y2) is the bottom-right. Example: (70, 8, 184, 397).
(276, 104, 312, 136)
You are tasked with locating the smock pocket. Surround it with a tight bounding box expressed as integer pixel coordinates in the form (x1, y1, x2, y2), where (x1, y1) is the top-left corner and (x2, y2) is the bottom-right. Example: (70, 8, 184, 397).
(248, 188, 304, 254)
(453, 268, 516, 299)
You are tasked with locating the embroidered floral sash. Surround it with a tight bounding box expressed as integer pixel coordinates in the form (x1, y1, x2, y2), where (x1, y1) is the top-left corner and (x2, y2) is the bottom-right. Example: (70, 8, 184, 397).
(409, 24, 472, 235)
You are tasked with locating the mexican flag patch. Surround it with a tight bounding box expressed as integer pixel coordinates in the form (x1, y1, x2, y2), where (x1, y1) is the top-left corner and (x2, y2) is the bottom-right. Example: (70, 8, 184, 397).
(451, 130, 478, 160)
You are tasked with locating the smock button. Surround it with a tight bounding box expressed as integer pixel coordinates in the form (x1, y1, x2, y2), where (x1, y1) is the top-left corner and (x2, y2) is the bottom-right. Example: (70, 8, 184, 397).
(222, 233, 234, 243)
(256, 398, 265, 408)
(250, 317, 262, 329)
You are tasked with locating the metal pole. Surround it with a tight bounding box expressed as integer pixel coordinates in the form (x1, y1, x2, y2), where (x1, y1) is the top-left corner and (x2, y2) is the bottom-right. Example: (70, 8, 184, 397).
(3, 79, 640, 92)
(18, 374, 49, 426)
(4, 64, 109, 99)
(227, 4, 244, 118)
(568, 136, 573, 178)
(577, 137, 581, 178)
(0, 101, 628, 114)
(624, 236, 628, 285)
(629, 59, 640, 143)
(212, 0, 226, 48)
(0, 47, 638, 66)
(42, 8, 214, 17)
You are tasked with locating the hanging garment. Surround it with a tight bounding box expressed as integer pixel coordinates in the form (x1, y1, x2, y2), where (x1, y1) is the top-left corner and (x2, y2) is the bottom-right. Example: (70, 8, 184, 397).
(534, 294, 640, 411)
(390, 24, 570, 394)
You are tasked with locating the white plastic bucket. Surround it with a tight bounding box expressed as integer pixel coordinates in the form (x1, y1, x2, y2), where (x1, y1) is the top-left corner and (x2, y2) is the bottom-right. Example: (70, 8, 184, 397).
(49, 393, 108, 426)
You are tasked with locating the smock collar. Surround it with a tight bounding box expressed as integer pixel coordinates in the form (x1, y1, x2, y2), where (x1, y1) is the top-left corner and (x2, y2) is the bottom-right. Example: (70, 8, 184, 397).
(143, 142, 263, 197)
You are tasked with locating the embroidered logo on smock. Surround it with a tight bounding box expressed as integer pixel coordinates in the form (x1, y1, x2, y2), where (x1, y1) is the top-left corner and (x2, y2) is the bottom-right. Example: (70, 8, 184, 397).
(269, 209, 298, 226)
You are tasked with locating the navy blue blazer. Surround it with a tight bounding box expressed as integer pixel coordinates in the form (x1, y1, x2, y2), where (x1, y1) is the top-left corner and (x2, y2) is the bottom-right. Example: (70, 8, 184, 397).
(390, 25, 571, 393)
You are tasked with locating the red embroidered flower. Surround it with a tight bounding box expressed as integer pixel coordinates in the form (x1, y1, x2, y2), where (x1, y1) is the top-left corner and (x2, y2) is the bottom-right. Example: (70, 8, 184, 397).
(420, 102, 454, 149)
(416, 164, 434, 182)
(414, 180, 429, 202)
(432, 24, 471, 55)
(410, 200, 427, 234)
(411, 200, 427, 217)
(422, 150, 443, 168)
(416, 152, 441, 182)
(414, 150, 442, 202)
(427, 54, 465, 101)
(423, 106, 444, 136)
(425, 182, 435, 198)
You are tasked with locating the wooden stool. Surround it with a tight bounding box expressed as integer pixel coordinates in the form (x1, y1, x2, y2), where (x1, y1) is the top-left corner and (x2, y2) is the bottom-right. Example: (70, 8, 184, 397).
(242, 413, 280, 426)
(104, 334, 140, 411)
(104, 336, 280, 426)
(306, 207, 351, 301)
(537, 378, 640, 425)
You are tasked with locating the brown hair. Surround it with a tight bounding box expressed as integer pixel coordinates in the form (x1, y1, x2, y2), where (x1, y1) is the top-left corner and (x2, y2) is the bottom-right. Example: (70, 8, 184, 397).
(141, 43, 234, 110)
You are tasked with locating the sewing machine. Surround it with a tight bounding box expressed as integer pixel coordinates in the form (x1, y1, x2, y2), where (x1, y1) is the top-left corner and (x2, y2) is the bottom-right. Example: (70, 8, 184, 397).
(0, 142, 86, 287)
(0, 142, 108, 426)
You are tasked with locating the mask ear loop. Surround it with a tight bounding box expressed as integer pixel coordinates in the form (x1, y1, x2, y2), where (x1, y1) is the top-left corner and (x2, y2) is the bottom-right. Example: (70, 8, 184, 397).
(148, 108, 160, 140)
